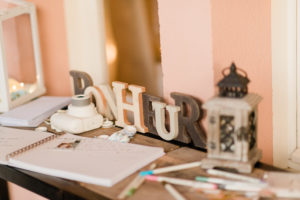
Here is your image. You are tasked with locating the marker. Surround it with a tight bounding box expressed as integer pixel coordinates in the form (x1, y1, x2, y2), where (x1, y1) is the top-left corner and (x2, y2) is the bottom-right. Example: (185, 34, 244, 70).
(221, 183, 266, 192)
(196, 176, 266, 186)
(163, 182, 186, 200)
(196, 176, 267, 192)
(207, 169, 263, 184)
(140, 161, 201, 176)
(196, 176, 242, 185)
(145, 175, 217, 190)
(117, 163, 156, 199)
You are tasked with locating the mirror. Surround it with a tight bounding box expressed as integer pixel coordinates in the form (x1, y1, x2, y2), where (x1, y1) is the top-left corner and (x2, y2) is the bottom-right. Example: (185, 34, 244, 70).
(0, 1, 45, 112)
(3, 14, 37, 101)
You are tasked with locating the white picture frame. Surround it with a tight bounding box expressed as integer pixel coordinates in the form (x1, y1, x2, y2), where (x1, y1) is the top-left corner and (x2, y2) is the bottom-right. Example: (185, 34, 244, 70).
(0, 0, 45, 112)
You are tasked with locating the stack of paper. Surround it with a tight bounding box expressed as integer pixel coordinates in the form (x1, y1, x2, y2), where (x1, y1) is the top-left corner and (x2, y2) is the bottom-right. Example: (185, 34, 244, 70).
(0, 96, 71, 127)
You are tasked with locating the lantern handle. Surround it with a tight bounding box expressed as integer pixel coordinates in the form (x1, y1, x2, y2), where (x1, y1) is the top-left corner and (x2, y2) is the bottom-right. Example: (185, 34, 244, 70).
(221, 64, 248, 78)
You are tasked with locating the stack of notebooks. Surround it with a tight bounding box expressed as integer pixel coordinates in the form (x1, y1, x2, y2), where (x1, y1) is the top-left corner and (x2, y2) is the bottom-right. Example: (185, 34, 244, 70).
(0, 96, 71, 127)
(0, 127, 164, 186)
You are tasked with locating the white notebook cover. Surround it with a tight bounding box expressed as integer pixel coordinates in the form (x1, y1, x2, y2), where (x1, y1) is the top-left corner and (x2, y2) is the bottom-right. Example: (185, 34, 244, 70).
(7, 133, 165, 187)
(0, 96, 71, 127)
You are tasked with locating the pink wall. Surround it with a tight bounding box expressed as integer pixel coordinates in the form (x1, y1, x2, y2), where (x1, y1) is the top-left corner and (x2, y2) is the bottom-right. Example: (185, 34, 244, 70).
(3, 0, 71, 95)
(157, 0, 215, 103)
(211, 0, 272, 164)
(26, 0, 71, 96)
(4, 15, 36, 83)
(158, 0, 272, 164)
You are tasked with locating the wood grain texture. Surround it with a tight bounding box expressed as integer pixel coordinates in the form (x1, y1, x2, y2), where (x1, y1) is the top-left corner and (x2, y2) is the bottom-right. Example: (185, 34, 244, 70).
(142, 93, 162, 135)
(80, 126, 178, 153)
(143, 92, 207, 148)
(171, 92, 206, 148)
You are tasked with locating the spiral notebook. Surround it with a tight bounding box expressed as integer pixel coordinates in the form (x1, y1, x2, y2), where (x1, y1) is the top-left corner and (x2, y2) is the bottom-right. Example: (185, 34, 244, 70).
(0, 127, 165, 187)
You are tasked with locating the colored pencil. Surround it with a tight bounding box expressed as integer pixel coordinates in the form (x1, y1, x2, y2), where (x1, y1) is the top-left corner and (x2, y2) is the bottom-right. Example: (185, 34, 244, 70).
(145, 175, 217, 190)
(117, 163, 156, 199)
(163, 182, 186, 200)
(206, 169, 262, 184)
(140, 161, 201, 176)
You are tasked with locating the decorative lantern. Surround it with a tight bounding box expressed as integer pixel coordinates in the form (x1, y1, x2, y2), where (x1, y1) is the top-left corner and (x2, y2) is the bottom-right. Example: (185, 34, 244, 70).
(0, 0, 45, 112)
(201, 63, 262, 173)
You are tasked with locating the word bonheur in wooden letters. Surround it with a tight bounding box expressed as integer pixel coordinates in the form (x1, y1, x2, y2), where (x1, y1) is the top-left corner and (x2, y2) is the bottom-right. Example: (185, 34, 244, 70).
(70, 70, 206, 148)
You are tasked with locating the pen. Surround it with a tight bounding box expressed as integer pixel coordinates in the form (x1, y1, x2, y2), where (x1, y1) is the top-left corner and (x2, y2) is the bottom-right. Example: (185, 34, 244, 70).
(196, 176, 242, 185)
(196, 176, 267, 186)
(206, 169, 263, 184)
(196, 176, 267, 192)
(220, 183, 265, 192)
(140, 161, 201, 176)
(145, 175, 218, 190)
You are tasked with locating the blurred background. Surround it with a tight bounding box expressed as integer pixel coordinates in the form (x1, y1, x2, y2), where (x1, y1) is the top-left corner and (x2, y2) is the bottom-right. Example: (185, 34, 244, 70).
(1, 0, 275, 199)
(103, 0, 163, 97)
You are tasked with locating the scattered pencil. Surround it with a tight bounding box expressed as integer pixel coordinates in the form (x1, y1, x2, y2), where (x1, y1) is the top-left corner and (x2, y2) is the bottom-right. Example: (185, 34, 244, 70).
(222, 183, 266, 192)
(196, 176, 238, 185)
(196, 176, 266, 186)
(196, 175, 267, 193)
(206, 169, 263, 184)
(162, 182, 186, 200)
(145, 175, 218, 190)
(140, 161, 201, 176)
(117, 163, 156, 199)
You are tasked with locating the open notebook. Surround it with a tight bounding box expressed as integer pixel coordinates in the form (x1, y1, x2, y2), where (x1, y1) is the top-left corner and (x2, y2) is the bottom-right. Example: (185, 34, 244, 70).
(0, 127, 164, 187)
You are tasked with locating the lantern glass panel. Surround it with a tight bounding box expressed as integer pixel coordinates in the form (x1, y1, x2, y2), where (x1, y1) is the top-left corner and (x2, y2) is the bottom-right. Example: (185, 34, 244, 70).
(220, 115, 235, 152)
(3, 14, 37, 101)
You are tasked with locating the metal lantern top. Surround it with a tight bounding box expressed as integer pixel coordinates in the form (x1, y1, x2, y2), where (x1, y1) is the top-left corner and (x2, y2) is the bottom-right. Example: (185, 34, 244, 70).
(217, 63, 250, 98)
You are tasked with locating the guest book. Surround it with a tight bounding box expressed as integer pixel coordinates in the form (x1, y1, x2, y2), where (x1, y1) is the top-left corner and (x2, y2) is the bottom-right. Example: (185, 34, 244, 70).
(0, 96, 71, 127)
(0, 127, 164, 187)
